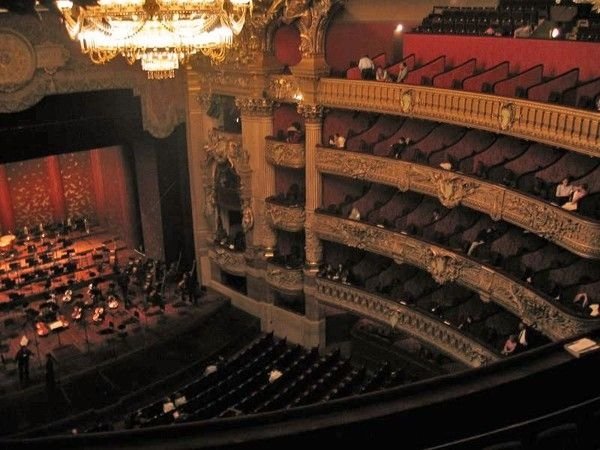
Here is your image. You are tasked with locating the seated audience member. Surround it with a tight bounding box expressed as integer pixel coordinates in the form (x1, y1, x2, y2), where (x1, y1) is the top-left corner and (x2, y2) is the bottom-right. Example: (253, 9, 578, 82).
(554, 177, 574, 203)
(484, 25, 496, 36)
(348, 206, 361, 221)
(358, 55, 375, 80)
(562, 184, 588, 211)
(327, 135, 336, 147)
(162, 396, 175, 414)
(286, 122, 302, 143)
(335, 133, 346, 149)
(589, 303, 599, 317)
(397, 62, 409, 83)
(204, 363, 218, 376)
(517, 322, 528, 348)
(375, 66, 390, 82)
(390, 137, 406, 159)
(573, 291, 589, 308)
(501, 335, 518, 355)
(173, 392, 187, 407)
(513, 23, 533, 38)
(268, 369, 283, 383)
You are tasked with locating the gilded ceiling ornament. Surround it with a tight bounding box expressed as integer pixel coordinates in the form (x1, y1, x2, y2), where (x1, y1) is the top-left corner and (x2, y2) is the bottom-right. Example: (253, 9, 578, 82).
(297, 103, 324, 122)
(235, 97, 274, 116)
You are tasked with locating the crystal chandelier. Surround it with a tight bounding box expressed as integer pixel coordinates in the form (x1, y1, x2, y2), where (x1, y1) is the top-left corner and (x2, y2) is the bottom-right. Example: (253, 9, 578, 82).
(56, 0, 253, 79)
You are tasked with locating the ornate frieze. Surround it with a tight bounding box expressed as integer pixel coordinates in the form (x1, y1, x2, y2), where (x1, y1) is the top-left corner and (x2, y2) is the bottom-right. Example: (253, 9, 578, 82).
(235, 97, 274, 116)
(314, 278, 499, 367)
(312, 213, 598, 340)
(317, 79, 600, 158)
(265, 138, 305, 168)
(209, 246, 247, 276)
(265, 200, 306, 232)
(316, 148, 600, 259)
(266, 262, 304, 293)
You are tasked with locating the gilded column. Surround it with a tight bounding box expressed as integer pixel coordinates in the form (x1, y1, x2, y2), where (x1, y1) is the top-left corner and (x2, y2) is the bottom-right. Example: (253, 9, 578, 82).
(185, 68, 220, 284)
(299, 103, 324, 270)
(236, 97, 277, 256)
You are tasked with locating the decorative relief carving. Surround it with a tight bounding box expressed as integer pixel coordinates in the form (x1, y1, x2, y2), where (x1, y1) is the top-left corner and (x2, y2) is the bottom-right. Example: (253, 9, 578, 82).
(0, 29, 36, 93)
(427, 171, 479, 208)
(196, 92, 212, 111)
(312, 213, 598, 341)
(34, 42, 70, 75)
(204, 129, 250, 172)
(265, 139, 305, 168)
(314, 278, 498, 367)
(304, 217, 323, 267)
(400, 89, 414, 114)
(505, 196, 581, 241)
(296, 0, 344, 58)
(209, 246, 247, 276)
(267, 75, 302, 103)
(423, 248, 468, 285)
(235, 97, 274, 116)
(265, 201, 306, 232)
(316, 148, 600, 259)
(266, 263, 304, 292)
(499, 103, 517, 131)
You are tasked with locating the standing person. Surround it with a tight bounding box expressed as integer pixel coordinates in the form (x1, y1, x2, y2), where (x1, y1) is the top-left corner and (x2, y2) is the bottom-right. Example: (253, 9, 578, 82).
(397, 62, 409, 83)
(45, 353, 57, 399)
(15, 339, 33, 387)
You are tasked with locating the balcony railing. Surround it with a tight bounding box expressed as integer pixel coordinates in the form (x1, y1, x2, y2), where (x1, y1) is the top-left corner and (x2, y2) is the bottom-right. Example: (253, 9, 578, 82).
(266, 261, 304, 293)
(312, 213, 598, 341)
(265, 137, 306, 168)
(208, 245, 247, 276)
(318, 79, 600, 158)
(313, 277, 499, 367)
(316, 148, 600, 259)
(265, 198, 306, 232)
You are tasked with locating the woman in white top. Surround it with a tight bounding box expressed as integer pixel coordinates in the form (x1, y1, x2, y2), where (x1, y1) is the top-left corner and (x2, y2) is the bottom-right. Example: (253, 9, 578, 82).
(348, 206, 361, 221)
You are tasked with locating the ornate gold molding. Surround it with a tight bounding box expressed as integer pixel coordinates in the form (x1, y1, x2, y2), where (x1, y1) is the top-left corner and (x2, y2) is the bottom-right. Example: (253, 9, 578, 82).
(235, 97, 274, 117)
(297, 0, 345, 58)
(209, 246, 247, 276)
(312, 213, 598, 340)
(202, 129, 252, 221)
(297, 103, 324, 123)
(266, 262, 304, 293)
(265, 200, 306, 232)
(317, 79, 600, 157)
(265, 137, 306, 168)
(313, 278, 499, 367)
(317, 148, 600, 259)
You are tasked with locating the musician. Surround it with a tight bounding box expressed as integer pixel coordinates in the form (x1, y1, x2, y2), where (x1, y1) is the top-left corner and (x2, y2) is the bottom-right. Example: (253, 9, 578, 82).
(15, 343, 33, 387)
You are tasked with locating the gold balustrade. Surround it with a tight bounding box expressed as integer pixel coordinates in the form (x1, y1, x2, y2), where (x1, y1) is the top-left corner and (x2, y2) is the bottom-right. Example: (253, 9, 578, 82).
(265, 137, 306, 168)
(265, 199, 306, 232)
(318, 79, 600, 158)
(312, 213, 598, 341)
(312, 277, 499, 367)
(316, 148, 600, 259)
(266, 262, 304, 293)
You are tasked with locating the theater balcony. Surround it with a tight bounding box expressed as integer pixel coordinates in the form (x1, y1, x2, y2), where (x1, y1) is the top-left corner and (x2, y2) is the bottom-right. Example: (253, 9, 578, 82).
(208, 245, 247, 277)
(316, 147, 600, 259)
(315, 79, 599, 157)
(265, 136, 306, 168)
(265, 196, 306, 233)
(312, 211, 598, 341)
(266, 260, 304, 294)
(311, 277, 499, 367)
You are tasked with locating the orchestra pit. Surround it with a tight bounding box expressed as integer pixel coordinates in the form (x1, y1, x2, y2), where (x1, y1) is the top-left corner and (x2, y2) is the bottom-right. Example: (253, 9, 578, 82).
(0, 0, 599, 449)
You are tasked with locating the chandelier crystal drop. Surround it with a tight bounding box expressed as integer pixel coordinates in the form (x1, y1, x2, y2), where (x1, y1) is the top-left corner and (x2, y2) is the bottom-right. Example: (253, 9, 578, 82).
(56, 0, 253, 79)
